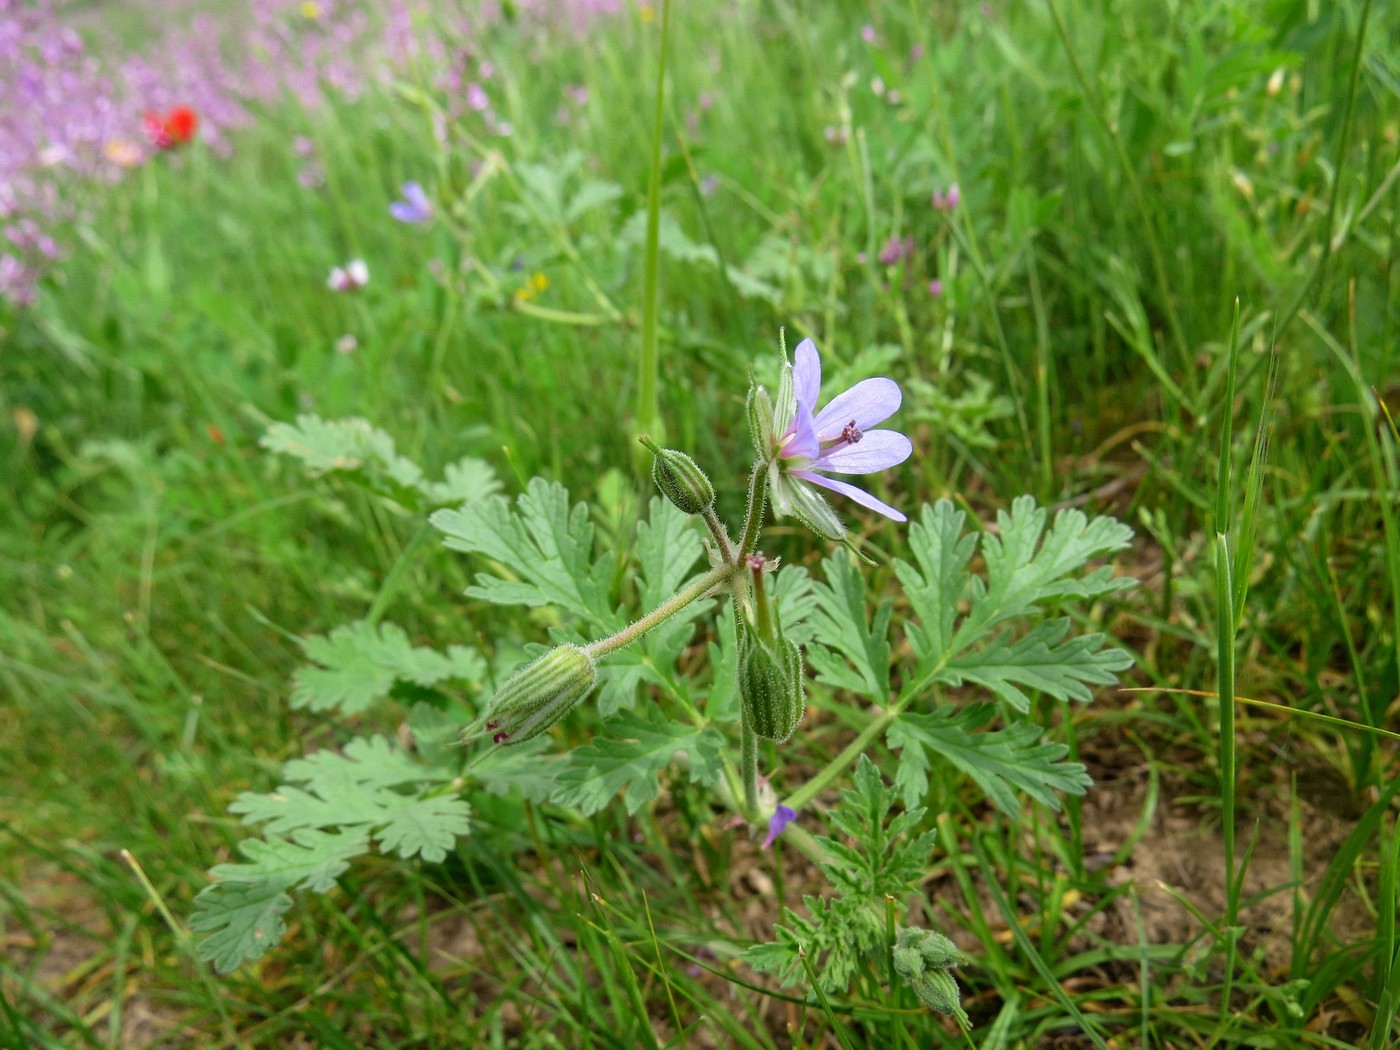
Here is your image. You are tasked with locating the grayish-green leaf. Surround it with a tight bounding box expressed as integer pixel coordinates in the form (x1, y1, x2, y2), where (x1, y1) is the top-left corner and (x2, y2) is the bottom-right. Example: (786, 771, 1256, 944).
(192, 829, 369, 972)
(551, 707, 725, 815)
(431, 478, 617, 631)
(292, 621, 486, 715)
(887, 705, 1093, 814)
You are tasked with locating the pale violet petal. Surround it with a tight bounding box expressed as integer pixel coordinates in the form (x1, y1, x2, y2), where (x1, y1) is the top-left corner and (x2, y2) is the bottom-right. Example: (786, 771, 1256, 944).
(793, 338, 821, 419)
(780, 396, 820, 462)
(815, 430, 912, 474)
(794, 471, 906, 522)
(812, 377, 902, 437)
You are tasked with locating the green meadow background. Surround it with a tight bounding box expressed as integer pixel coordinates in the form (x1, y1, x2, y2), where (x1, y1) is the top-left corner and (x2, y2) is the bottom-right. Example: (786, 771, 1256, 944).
(3, 0, 1399, 1045)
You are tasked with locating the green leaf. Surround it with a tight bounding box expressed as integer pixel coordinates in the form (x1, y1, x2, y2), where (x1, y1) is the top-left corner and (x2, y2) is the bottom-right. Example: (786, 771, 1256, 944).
(897, 499, 1133, 703)
(551, 707, 725, 815)
(595, 498, 709, 716)
(291, 621, 486, 715)
(746, 758, 934, 994)
(806, 553, 892, 701)
(939, 621, 1133, 711)
(192, 829, 369, 972)
(261, 415, 499, 511)
(261, 413, 424, 496)
(230, 735, 470, 863)
(431, 478, 617, 631)
(428, 456, 503, 506)
(957, 496, 1135, 645)
(887, 705, 1093, 815)
(466, 736, 566, 803)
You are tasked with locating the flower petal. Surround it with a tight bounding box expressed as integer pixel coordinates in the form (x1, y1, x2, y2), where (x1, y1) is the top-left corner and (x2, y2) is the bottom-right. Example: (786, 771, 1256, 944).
(781, 396, 820, 462)
(814, 430, 912, 474)
(763, 804, 797, 848)
(794, 471, 906, 522)
(793, 338, 821, 418)
(813, 377, 902, 436)
(390, 201, 421, 223)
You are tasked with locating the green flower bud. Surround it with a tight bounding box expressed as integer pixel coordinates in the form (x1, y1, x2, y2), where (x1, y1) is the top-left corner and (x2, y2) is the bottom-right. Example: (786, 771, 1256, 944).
(474, 644, 597, 745)
(639, 437, 715, 515)
(893, 926, 968, 1023)
(737, 618, 805, 743)
(746, 383, 776, 459)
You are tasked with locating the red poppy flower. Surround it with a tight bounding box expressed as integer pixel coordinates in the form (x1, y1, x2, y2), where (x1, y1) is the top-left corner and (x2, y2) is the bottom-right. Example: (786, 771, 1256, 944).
(143, 106, 199, 150)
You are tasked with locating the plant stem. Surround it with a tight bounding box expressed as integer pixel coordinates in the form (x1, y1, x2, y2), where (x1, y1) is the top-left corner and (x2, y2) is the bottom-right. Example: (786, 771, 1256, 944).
(583, 563, 733, 660)
(784, 704, 901, 812)
(736, 460, 768, 557)
(741, 714, 759, 820)
(700, 505, 736, 564)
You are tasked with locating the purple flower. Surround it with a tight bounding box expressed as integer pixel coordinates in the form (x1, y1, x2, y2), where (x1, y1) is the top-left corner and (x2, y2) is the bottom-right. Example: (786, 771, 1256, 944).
(932, 183, 961, 212)
(763, 805, 797, 848)
(389, 181, 432, 223)
(878, 234, 914, 266)
(928, 279, 943, 297)
(753, 338, 912, 538)
(466, 81, 489, 112)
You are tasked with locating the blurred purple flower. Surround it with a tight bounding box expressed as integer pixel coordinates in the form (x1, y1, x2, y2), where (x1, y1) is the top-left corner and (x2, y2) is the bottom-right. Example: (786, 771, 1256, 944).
(763, 805, 797, 848)
(928, 279, 943, 297)
(390, 181, 432, 223)
(466, 81, 489, 111)
(860, 24, 878, 44)
(878, 234, 914, 266)
(933, 183, 961, 211)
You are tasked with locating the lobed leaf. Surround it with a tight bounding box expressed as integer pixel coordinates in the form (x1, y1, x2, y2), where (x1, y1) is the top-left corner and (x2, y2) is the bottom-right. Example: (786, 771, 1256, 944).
(806, 553, 892, 701)
(551, 707, 725, 815)
(192, 829, 369, 973)
(291, 621, 486, 715)
(230, 735, 471, 862)
(887, 704, 1093, 815)
(431, 478, 617, 631)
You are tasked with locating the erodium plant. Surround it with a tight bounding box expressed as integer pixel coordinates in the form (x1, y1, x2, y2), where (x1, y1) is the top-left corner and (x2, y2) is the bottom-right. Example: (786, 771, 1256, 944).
(193, 334, 1135, 1020)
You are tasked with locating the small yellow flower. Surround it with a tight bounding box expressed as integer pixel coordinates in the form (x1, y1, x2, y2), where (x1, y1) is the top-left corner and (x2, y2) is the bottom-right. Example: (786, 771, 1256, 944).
(640, 3, 655, 23)
(514, 272, 550, 303)
(300, 1, 321, 20)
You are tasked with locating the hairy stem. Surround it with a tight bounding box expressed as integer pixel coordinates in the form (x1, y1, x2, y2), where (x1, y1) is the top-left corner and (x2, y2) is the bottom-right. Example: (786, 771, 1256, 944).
(741, 713, 759, 820)
(584, 563, 734, 660)
(736, 460, 769, 557)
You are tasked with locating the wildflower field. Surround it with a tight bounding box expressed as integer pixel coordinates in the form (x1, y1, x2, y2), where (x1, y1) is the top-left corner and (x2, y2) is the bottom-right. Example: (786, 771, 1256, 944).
(3, 0, 1400, 1045)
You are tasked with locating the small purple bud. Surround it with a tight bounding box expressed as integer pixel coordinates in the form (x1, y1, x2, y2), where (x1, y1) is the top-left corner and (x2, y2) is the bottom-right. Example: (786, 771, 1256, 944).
(763, 805, 797, 848)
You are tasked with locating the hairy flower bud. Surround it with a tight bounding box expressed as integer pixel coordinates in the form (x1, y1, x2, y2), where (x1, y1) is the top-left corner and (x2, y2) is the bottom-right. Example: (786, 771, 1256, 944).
(639, 437, 714, 515)
(746, 382, 776, 459)
(473, 644, 597, 745)
(892, 926, 968, 1021)
(737, 619, 805, 743)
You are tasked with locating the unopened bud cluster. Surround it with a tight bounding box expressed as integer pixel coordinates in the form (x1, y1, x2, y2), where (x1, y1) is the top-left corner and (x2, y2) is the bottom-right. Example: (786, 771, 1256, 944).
(892, 926, 968, 1021)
